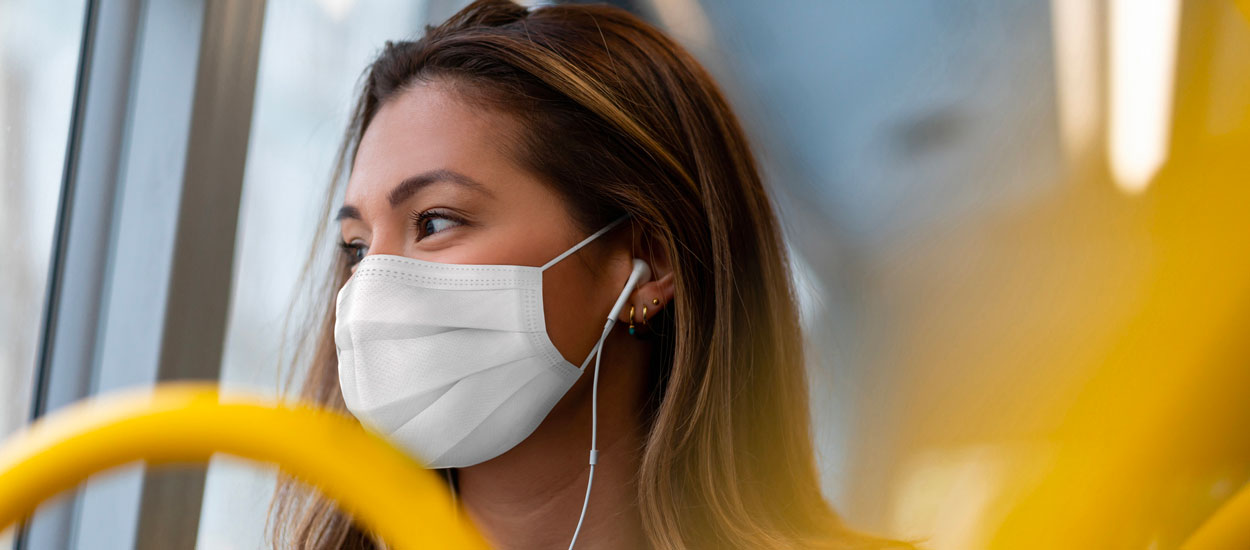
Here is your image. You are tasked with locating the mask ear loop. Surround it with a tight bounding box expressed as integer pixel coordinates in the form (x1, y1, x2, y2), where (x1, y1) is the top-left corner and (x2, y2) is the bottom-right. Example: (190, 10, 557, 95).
(541, 215, 630, 272)
(568, 258, 651, 550)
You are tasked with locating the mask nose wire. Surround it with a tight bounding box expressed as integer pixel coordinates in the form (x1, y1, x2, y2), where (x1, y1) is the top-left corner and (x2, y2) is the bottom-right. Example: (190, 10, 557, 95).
(540, 215, 630, 272)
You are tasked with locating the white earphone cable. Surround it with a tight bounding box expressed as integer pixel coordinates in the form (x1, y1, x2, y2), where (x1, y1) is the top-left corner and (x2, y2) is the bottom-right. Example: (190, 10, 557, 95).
(568, 318, 613, 549)
(569, 257, 649, 549)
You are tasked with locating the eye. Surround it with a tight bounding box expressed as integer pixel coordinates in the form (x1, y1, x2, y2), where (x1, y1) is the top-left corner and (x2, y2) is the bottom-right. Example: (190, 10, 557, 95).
(411, 209, 465, 241)
(339, 240, 368, 266)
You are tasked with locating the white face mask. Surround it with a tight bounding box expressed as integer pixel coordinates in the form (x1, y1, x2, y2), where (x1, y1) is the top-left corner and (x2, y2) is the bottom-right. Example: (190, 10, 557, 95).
(334, 216, 634, 469)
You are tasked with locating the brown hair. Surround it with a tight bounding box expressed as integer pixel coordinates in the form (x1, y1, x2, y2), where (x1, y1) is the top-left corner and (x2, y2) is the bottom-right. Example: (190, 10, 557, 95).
(270, 1, 908, 548)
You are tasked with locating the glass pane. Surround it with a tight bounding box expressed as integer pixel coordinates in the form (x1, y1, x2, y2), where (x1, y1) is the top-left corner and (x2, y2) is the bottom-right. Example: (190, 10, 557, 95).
(196, 1, 443, 548)
(0, 0, 88, 546)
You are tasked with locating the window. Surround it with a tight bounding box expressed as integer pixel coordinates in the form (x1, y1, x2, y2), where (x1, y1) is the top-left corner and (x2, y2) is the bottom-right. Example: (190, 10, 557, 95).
(0, 0, 88, 545)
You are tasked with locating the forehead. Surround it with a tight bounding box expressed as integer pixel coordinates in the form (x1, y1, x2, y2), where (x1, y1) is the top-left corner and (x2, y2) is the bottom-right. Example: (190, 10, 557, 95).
(346, 82, 517, 202)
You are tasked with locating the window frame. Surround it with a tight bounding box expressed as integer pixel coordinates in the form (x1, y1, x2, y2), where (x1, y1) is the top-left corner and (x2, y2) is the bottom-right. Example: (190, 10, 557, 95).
(18, 0, 267, 547)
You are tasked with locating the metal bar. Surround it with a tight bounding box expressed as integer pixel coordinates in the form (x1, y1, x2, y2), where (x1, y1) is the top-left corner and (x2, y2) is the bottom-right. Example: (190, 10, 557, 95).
(132, 0, 267, 546)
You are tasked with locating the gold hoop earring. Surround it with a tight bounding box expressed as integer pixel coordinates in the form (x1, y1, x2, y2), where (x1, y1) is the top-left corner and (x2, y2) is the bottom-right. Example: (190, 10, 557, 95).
(628, 305, 636, 336)
(641, 306, 648, 326)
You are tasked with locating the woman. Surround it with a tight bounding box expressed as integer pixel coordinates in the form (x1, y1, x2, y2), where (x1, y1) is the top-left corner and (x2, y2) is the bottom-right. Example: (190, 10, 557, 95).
(270, 1, 909, 548)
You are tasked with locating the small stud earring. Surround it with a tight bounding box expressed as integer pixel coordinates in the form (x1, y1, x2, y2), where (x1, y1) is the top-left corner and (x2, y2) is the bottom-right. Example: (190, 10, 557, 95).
(652, 298, 659, 305)
(628, 305, 636, 336)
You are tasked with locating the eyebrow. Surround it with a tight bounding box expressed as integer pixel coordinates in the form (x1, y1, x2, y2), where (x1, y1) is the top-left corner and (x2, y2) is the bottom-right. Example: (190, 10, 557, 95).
(334, 205, 361, 221)
(335, 169, 491, 222)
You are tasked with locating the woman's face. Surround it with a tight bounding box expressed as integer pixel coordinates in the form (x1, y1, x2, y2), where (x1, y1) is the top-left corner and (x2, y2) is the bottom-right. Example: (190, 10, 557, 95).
(338, 80, 631, 366)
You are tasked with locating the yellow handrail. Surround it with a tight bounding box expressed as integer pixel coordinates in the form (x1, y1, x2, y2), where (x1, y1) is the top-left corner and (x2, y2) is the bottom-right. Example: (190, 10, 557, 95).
(0, 383, 489, 549)
(1181, 481, 1250, 550)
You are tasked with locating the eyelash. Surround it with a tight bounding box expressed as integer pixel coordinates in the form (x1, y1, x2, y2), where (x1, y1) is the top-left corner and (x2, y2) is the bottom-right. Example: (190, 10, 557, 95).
(339, 240, 366, 267)
(338, 209, 467, 267)
(409, 209, 466, 241)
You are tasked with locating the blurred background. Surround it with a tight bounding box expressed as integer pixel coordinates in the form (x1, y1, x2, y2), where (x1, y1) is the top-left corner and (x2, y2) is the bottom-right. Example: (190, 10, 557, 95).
(2, 0, 1249, 548)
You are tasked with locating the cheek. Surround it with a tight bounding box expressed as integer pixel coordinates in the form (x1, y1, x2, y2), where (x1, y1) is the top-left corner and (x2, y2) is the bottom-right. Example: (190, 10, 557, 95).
(541, 263, 612, 366)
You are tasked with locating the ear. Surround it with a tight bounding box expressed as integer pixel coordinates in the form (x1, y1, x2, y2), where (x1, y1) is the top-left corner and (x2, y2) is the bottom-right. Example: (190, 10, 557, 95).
(615, 223, 675, 324)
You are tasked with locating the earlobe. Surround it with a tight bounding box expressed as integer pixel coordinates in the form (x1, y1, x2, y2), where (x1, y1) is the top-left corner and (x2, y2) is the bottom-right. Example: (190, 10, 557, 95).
(616, 270, 675, 324)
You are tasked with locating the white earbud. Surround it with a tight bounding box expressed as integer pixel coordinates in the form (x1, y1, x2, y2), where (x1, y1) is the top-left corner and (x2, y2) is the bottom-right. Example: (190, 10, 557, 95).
(607, 258, 651, 322)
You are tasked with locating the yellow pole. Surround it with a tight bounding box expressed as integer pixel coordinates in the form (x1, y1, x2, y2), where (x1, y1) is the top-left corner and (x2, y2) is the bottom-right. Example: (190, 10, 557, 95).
(0, 383, 489, 549)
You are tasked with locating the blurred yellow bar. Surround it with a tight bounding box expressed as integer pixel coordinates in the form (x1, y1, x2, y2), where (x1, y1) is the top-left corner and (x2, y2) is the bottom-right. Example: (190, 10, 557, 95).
(1183, 483, 1250, 549)
(0, 383, 488, 550)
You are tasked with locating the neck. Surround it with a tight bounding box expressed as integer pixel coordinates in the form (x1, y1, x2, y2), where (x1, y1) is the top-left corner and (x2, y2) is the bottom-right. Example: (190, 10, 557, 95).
(454, 328, 652, 550)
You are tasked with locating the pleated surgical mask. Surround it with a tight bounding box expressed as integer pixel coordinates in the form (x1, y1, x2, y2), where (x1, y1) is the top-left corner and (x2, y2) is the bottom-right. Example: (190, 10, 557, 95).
(333, 215, 635, 469)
